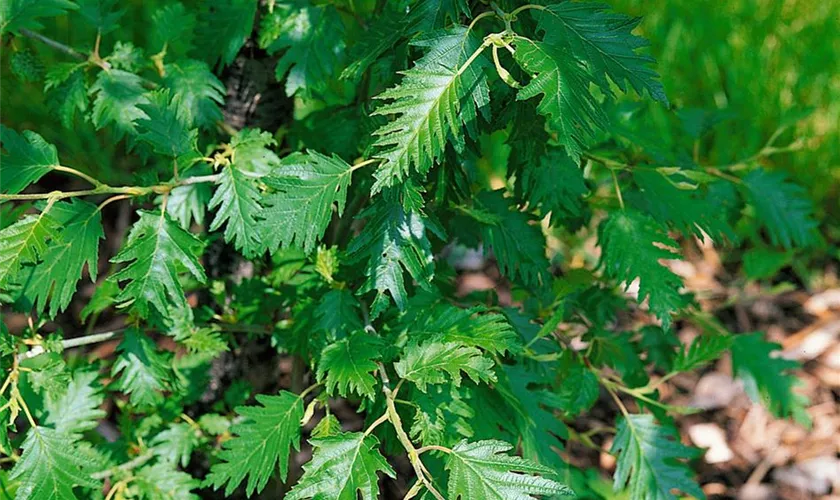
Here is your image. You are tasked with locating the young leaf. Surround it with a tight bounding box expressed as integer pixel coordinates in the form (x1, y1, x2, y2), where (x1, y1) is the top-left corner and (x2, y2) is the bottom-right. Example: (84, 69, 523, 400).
(134, 463, 201, 500)
(731, 332, 806, 419)
(229, 128, 282, 178)
(532, 3, 668, 103)
(9, 427, 100, 500)
(151, 423, 200, 468)
(743, 169, 818, 249)
(513, 37, 607, 162)
(346, 199, 435, 317)
(164, 60, 227, 129)
(44, 370, 106, 434)
(111, 329, 174, 407)
(0, 126, 60, 194)
(317, 333, 380, 399)
(396, 341, 495, 392)
(286, 432, 395, 500)
(89, 69, 150, 138)
(165, 182, 212, 229)
(446, 440, 573, 499)
(17, 199, 103, 317)
(209, 165, 264, 256)
(610, 414, 703, 500)
(370, 27, 489, 192)
(206, 391, 304, 497)
(598, 210, 687, 328)
(260, 150, 354, 253)
(111, 210, 206, 317)
(259, 2, 345, 97)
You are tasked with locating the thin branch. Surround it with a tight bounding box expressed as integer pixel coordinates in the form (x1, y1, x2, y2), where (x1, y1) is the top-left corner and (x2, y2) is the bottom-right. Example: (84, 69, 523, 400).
(19, 28, 86, 61)
(91, 451, 154, 480)
(416, 445, 452, 455)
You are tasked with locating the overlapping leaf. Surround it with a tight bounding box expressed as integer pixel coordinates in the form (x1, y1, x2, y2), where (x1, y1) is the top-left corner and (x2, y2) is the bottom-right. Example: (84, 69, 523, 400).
(111, 329, 174, 407)
(317, 333, 381, 399)
(396, 341, 495, 392)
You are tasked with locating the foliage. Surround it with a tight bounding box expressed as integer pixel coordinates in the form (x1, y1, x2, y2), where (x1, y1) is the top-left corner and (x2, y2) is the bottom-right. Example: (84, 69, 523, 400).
(0, 1, 824, 499)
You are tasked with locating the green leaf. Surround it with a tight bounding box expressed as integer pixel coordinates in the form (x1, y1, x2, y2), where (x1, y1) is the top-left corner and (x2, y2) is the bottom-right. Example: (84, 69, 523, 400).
(89, 69, 150, 139)
(551, 364, 600, 416)
(317, 332, 380, 399)
(401, 302, 518, 355)
(151, 2, 196, 57)
(9, 426, 100, 499)
(135, 90, 199, 158)
(287, 432, 395, 500)
(743, 169, 818, 249)
(44, 370, 106, 434)
(111, 210, 206, 317)
(346, 198, 435, 316)
(610, 414, 703, 500)
(743, 247, 793, 280)
(731, 332, 807, 419)
(533, 3, 668, 103)
(311, 414, 342, 439)
(513, 37, 607, 162)
(209, 165, 264, 256)
(315, 289, 364, 337)
(395, 341, 495, 392)
(673, 333, 732, 372)
(206, 391, 304, 497)
(229, 128, 282, 177)
(0, 126, 59, 195)
(111, 329, 174, 407)
(151, 423, 200, 468)
(598, 210, 686, 328)
(193, 0, 257, 68)
(17, 199, 103, 317)
(163, 60, 226, 129)
(164, 181, 212, 229)
(76, 0, 123, 33)
(447, 439, 573, 499)
(45, 65, 88, 129)
(0, 0, 77, 34)
(523, 149, 588, 225)
(258, 1, 345, 97)
(260, 150, 354, 253)
(134, 463, 200, 500)
(370, 27, 489, 192)
(0, 207, 58, 287)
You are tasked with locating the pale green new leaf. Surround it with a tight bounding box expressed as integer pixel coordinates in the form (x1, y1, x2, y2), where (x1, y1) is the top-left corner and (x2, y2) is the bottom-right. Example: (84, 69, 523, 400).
(317, 333, 380, 399)
(44, 370, 106, 434)
(610, 414, 703, 500)
(287, 432, 395, 500)
(0, 126, 59, 194)
(229, 128, 282, 177)
(513, 37, 607, 162)
(209, 165, 264, 256)
(151, 423, 200, 468)
(206, 391, 304, 497)
(134, 463, 200, 500)
(9, 426, 100, 500)
(598, 210, 687, 328)
(111, 329, 174, 407)
(447, 440, 573, 499)
(743, 169, 818, 249)
(370, 27, 489, 192)
(260, 150, 353, 253)
(17, 199, 103, 317)
(533, 3, 668, 103)
(165, 182, 212, 229)
(395, 341, 495, 392)
(0, 208, 58, 287)
(89, 69, 150, 138)
(346, 198, 435, 317)
(111, 210, 206, 317)
(0, 0, 77, 34)
(163, 60, 226, 129)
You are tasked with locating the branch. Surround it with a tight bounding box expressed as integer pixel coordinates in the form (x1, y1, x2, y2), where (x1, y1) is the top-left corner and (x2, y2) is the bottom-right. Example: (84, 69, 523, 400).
(19, 28, 86, 61)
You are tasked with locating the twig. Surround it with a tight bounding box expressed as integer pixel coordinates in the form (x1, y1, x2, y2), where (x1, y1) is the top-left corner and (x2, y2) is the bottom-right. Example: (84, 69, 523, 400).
(91, 451, 154, 480)
(19, 28, 86, 61)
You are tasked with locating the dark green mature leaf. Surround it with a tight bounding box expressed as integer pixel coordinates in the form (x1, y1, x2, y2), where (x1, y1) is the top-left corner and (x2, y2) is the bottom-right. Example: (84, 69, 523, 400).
(551, 364, 600, 415)
(151, 2, 197, 57)
(89, 69, 150, 138)
(396, 341, 496, 392)
(731, 333, 807, 419)
(44, 370, 106, 434)
(743, 169, 818, 249)
(9, 427, 100, 499)
(163, 60, 226, 129)
(76, 0, 123, 33)
(317, 333, 380, 399)
(0, 207, 58, 287)
(315, 289, 364, 337)
(0, 0, 77, 34)
(611, 414, 703, 500)
(259, 1, 345, 97)
(533, 3, 668, 103)
(447, 440, 573, 499)
(513, 37, 607, 162)
(370, 27, 489, 192)
(193, 0, 257, 68)
(346, 198, 435, 317)
(45, 64, 88, 129)
(287, 432, 395, 500)
(17, 199, 103, 317)
(111, 329, 174, 407)
(402, 302, 519, 355)
(260, 150, 354, 253)
(524, 149, 589, 224)
(209, 165, 264, 256)
(673, 333, 732, 372)
(598, 210, 687, 328)
(0, 126, 59, 194)
(111, 210, 206, 317)
(206, 391, 304, 497)
(135, 90, 198, 158)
